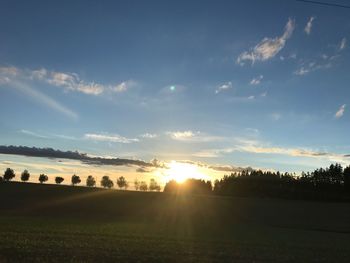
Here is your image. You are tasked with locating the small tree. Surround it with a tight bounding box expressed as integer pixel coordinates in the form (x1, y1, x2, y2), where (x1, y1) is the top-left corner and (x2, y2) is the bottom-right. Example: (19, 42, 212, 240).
(86, 175, 96, 187)
(71, 174, 81, 186)
(3, 168, 15, 181)
(39, 174, 48, 184)
(134, 179, 140, 191)
(139, 181, 148, 191)
(55, 176, 64, 184)
(101, 176, 114, 189)
(21, 170, 30, 182)
(149, 178, 161, 191)
(116, 176, 128, 189)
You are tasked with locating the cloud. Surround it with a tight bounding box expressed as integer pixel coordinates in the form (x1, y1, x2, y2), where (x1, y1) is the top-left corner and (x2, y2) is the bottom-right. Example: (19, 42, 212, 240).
(215, 82, 232, 94)
(193, 148, 235, 158)
(167, 131, 223, 142)
(304, 16, 315, 35)
(19, 130, 48, 139)
(237, 18, 295, 65)
(84, 133, 139, 143)
(9, 80, 78, 119)
(294, 60, 332, 76)
(140, 133, 158, 139)
(339, 37, 347, 51)
(335, 104, 346, 119)
(0, 145, 160, 168)
(250, 75, 263, 85)
(270, 113, 282, 121)
(111, 80, 136, 93)
(47, 72, 104, 95)
(0, 65, 133, 96)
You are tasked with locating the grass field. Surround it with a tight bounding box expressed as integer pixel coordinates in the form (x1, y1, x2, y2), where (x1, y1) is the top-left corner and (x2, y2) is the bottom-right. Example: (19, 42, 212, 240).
(0, 182, 350, 262)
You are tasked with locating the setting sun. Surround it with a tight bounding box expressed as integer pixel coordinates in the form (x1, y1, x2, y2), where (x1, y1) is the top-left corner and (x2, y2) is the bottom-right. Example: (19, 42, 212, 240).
(165, 161, 209, 183)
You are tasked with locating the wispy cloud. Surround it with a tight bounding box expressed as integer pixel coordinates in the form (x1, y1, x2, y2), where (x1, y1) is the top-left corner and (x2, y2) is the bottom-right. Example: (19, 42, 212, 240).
(167, 130, 223, 142)
(250, 75, 263, 85)
(335, 104, 346, 119)
(237, 18, 295, 65)
(304, 16, 315, 35)
(111, 80, 136, 93)
(270, 113, 282, 121)
(9, 80, 78, 119)
(294, 60, 332, 76)
(339, 37, 347, 51)
(140, 133, 158, 139)
(19, 129, 48, 139)
(84, 133, 139, 143)
(215, 82, 232, 94)
(0, 65, 134, 96)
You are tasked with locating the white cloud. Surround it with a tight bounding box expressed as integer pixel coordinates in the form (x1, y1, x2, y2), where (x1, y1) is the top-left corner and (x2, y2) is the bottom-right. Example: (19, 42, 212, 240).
(10, 80, 78, 119)
(84, 133, 139, 143)
(250, 75, 263, 85)
(339, 37, 347, 51)
(19, 129, 48, 139)
(167, 130, 196, 140)
(111, 80, 136, 93)
(294, 67, 310, 76)
(215, 81, 232, 94)
(140, 133, 158, 139)
(193, 148, 235, 158)
(335, 104, 346, 119)
(0, 65, 134, 96)
(304, 16, 315, 35)
(270, 113, 282, 121)
(167, 130, 223, 142)
(237, 18, 295, 65)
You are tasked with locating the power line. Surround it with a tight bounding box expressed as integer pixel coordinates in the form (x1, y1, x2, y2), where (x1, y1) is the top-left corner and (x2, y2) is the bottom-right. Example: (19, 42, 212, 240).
(296, 0, 350, 9)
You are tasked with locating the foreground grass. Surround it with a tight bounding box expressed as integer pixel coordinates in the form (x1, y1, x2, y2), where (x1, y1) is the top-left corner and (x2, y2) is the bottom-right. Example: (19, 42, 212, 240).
(0, 182, 350, 262)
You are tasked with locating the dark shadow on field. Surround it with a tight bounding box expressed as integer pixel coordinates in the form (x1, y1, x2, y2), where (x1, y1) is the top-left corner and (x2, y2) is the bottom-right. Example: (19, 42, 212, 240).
(1, 182, 350, 262)
(1, 182, 350, 235)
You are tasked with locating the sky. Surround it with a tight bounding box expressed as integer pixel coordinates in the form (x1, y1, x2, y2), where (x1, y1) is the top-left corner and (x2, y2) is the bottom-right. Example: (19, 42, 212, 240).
(1, 0, 350, 185)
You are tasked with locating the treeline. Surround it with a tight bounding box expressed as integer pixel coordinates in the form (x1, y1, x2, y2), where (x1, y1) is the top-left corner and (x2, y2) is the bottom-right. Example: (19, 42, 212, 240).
(213, 163, 350, 201)
(0, 168, 161, 191)
(163, 163, 350, 201)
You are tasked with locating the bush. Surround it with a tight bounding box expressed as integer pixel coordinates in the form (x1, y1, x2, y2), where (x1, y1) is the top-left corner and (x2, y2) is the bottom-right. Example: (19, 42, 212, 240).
(3, 168, 15, 181)
(71, 174, 81, 186)
(55, 177, 64, 184)
(86, 175, 96, 187)
(101, 176, 113, 189)
(21, 170, 30, 182)
(39, 174, 48, 184)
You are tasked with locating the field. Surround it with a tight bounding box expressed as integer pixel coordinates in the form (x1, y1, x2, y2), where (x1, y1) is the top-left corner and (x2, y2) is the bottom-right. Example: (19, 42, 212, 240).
(0, 182, 350, 262)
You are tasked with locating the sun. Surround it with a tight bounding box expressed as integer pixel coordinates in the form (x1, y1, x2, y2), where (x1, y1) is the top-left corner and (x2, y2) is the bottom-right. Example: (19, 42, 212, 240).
(165, 161, 209, 183)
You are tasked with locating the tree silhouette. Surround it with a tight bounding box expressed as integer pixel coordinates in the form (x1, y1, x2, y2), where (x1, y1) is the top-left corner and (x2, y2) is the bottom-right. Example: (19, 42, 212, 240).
(344, 166, 350, 193)
(71, 174, 81, 186)
(134, 179, 140, 191)
(21, 170, 30, 182)
(149, 178, 161, 191)
(3, 168, 15, 181)
(55, 176, 64, 184)
(101, 176, 114, 189)
(163, 180, 179, 193)
(86, 175, 96, 187)
(139, 181, 148, 191)
(0, 176, 3, 183)
(39, 174, 48, 184)
(116, 176, 128, 189)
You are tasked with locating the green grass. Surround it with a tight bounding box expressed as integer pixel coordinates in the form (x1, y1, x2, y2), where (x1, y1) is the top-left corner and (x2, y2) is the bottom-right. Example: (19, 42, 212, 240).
(0, 182, 350, 262)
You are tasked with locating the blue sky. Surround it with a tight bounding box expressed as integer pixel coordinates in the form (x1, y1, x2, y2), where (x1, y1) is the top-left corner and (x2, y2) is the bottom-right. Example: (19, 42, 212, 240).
(1, 0, 350, 181)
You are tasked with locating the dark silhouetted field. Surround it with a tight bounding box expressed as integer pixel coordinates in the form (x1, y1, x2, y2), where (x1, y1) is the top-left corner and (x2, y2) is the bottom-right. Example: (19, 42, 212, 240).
(0, 182, 350, 262)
